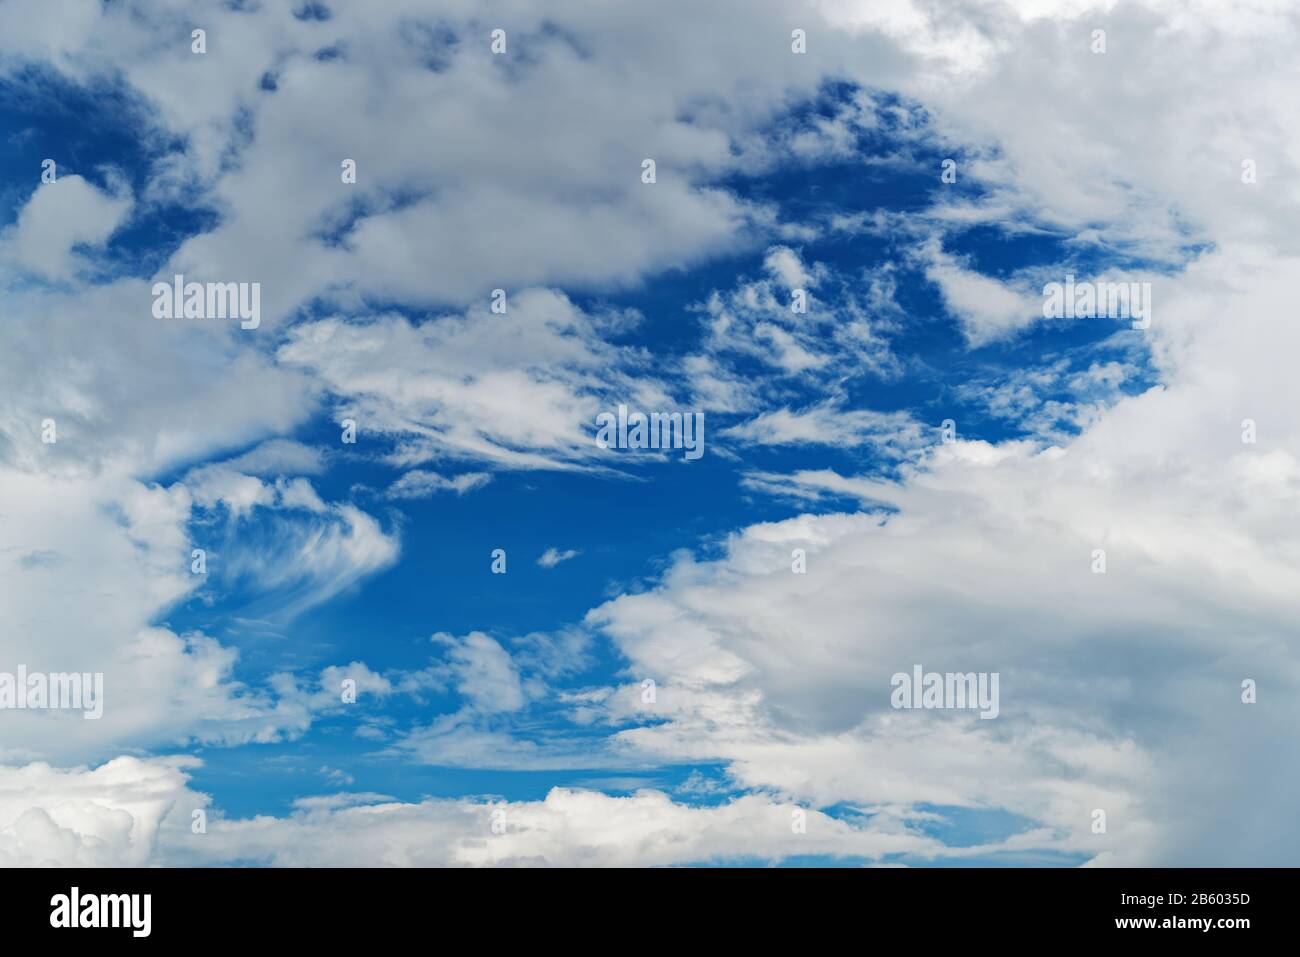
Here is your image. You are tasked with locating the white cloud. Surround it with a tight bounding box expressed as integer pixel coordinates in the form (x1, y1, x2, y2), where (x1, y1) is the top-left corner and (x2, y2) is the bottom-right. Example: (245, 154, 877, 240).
(583, 248, 1300, 865)
(2, 0, 1299, 869)
(537, 547, 580, 568)
(216, 440, 326, 477)
(695, 247, 900, 383)
(383, 470, 492, 499)
(276, 289, 672, 471)
(432, 632, 527, 715)
(179, 464, 400, 620)
(763, 245, 818, 291)
(0, 756, 954, 867)
(0, 280, 316, 478)
(0, 174, 131, 281)
(722, 402, 925, 455)
(0, 756, 197, 867)
(919, 238, 1043, 345)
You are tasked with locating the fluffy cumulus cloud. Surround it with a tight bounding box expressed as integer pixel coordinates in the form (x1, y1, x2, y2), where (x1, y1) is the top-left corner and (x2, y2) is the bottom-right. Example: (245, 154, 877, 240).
(1, 0, 1298, 867)
(593, 244, 1300, 864)
(0, 756, 952, 867)
(0, 757, 195, 867)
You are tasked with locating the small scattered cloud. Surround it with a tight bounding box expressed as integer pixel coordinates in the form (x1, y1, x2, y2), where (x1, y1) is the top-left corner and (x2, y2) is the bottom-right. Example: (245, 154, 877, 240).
(383, 470, 492, 500)
(537, 547, 580, 568)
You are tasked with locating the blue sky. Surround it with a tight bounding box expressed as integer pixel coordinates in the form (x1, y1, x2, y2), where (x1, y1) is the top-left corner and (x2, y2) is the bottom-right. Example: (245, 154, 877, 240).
(1, 0, 1298, 868)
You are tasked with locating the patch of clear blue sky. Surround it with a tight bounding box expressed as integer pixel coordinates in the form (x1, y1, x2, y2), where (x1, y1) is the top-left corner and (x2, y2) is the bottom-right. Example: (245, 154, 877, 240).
(5, 69, 1169, 861)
